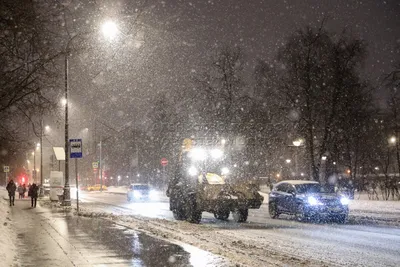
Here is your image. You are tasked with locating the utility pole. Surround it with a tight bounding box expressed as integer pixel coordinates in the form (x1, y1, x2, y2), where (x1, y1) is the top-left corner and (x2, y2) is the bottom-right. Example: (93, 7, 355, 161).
(33, 151, 36, 183)
(40, 118, 44, 196)
(63, 45, 71, 206)
(99, 138, 103, 192)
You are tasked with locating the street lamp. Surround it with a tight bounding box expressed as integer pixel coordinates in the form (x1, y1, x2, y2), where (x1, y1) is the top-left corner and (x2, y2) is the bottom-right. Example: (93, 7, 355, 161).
(291, 139, 304, 177)
(62, 20, 119, 206)
(389, 136, 396, 144)
(101, 21, 119, 40)
(292, 139, 303, 147)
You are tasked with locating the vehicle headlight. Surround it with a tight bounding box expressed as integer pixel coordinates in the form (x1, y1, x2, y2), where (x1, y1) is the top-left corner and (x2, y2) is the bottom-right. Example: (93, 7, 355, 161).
(221, 167, 229, 175)
(189, 148, 207, 161)
(133, 191, 142, 199)
(188, 166, 198, 176)
(307, 196, 323, 205)
(210, 149, 223, 159)
(340, 197, 350, 205)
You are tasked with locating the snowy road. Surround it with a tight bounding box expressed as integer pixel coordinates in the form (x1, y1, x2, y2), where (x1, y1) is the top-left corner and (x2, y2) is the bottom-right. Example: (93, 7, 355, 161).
(78, 191, 400, 267)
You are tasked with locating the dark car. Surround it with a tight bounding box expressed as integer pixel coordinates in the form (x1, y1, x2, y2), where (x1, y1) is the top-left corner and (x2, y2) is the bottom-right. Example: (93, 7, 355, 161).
(127, 184, 157, 202)
(268, 180, 349, 223)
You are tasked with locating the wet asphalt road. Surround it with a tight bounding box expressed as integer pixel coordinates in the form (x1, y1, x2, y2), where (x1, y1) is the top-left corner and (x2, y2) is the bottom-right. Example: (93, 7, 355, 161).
(6, 194, 226, 267)
(78, 191, 400, 267)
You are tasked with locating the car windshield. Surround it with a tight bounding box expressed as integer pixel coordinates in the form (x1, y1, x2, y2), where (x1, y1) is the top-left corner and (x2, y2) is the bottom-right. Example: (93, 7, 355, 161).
(295, 184, 322, 194)
(133, 185, 149, 190)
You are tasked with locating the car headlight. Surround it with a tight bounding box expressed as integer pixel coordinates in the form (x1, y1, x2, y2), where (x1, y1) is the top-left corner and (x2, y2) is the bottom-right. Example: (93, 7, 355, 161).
(307, 196, 323, 205)
(188, 166, 198, 176)
(340, 197, 350, 205)
(210, 149, 223, 159)
(133, 191, 142, 199)
(189, 148, 207, 161)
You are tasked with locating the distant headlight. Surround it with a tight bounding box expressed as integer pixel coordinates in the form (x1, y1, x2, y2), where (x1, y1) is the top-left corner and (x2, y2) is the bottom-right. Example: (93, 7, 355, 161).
(340, 197, 350, 205)
(221, 167, 229, 175)
(307, 196, 323, 206)
(188, 166, 198, 176)
(210, 149, 223, 159)
(133, 191, 142, 199)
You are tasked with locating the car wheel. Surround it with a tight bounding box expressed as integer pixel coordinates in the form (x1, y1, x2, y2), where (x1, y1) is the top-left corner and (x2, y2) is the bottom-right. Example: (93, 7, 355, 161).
(186, 197, 202, 224)
(336, 214, 347, 224)
(173, 209, 187, 220)
(269, 202, 279, 219)
(232, 208, 248, 223)
(214, 210, 230, 220)
(295, 204, 307, 222)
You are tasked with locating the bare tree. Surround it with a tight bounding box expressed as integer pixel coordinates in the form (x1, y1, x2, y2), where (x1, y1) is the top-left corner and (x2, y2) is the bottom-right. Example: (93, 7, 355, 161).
(276, 24, 369, 183)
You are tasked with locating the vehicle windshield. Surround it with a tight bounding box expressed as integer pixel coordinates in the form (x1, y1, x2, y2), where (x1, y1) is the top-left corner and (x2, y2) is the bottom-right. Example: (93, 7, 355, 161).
(295, 184, 322, 194)
(133, 185, 149, 190)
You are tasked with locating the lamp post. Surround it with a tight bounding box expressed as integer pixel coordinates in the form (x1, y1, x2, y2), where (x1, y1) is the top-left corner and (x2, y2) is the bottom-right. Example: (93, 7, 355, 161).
(291, 139, 304, 178)
(62, 20, 120, 206)
(32, 151, 36, 183)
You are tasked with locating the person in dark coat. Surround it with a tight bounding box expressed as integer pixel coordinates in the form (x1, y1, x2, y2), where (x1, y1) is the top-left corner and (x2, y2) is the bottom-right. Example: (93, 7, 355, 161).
(29, 183, 39, 208)
(22, 184, 27, 198)
(17, 184, 24, 199)
(6, 179, 17, 206)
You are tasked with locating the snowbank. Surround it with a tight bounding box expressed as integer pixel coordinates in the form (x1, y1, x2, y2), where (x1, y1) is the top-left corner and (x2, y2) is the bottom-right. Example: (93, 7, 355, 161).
(106, 186, 127, 194)
(0, 191, 17, 266)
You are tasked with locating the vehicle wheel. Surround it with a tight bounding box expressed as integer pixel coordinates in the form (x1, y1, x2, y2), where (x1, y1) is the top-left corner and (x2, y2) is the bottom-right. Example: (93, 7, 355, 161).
(336, 214, 347, 224)
(269, 202, 279, 219)
(232, 208, 248, 223)
(295, 204, 307, 222)
(172, 209, 187, 220)
(186, 196, 202, 224)
(214, 210, 230, 220)
(188, 209, 202, 224)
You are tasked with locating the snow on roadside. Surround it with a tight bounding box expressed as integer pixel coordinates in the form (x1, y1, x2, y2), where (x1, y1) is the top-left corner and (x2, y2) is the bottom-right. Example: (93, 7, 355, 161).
(0, 193, 17, 266)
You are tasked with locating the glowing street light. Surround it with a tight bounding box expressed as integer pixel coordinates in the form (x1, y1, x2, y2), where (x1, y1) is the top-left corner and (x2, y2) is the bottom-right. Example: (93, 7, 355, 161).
(389, 136, 397, 144)
(61, 98, 67, 106)
(102, 20, 119, 40)
(285, 159, 291, 164)
(45, 125, 50, 131)
(292, 139, 303, 147)
(321, 156, 327, 161)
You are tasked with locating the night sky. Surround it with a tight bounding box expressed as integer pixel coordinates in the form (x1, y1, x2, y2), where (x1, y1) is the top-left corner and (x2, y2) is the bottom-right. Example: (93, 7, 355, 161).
(65, 0, 399, 133)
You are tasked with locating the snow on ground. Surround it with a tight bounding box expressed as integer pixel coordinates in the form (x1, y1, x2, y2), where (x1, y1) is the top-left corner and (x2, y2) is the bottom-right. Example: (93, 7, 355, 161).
(106, 186, 127, 194)
(0, 190, 17, 266)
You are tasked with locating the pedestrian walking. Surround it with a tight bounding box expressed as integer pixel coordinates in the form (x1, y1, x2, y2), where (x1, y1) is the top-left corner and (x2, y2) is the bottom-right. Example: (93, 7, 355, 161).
(22, 184, 27, 198)
(27, 183, 32, 197)
(17, 184, 24, 199)
(6, 179, 16, 206)
(29, 183, 39, 208)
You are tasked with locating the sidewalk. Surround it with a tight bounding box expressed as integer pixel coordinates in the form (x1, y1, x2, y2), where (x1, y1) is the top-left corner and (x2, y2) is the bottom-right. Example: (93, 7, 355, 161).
(0, 189, 223, 266)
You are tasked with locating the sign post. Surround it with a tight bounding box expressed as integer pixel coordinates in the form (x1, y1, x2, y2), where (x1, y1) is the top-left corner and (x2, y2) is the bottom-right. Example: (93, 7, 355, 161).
(4, 166, 9, 183)
(69, 139, 82, 212)
(161, 158, 168, 184)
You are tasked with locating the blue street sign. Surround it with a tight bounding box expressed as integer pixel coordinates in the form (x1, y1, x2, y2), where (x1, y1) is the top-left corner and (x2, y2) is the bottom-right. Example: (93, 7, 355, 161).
(70, 139, 83, 158)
